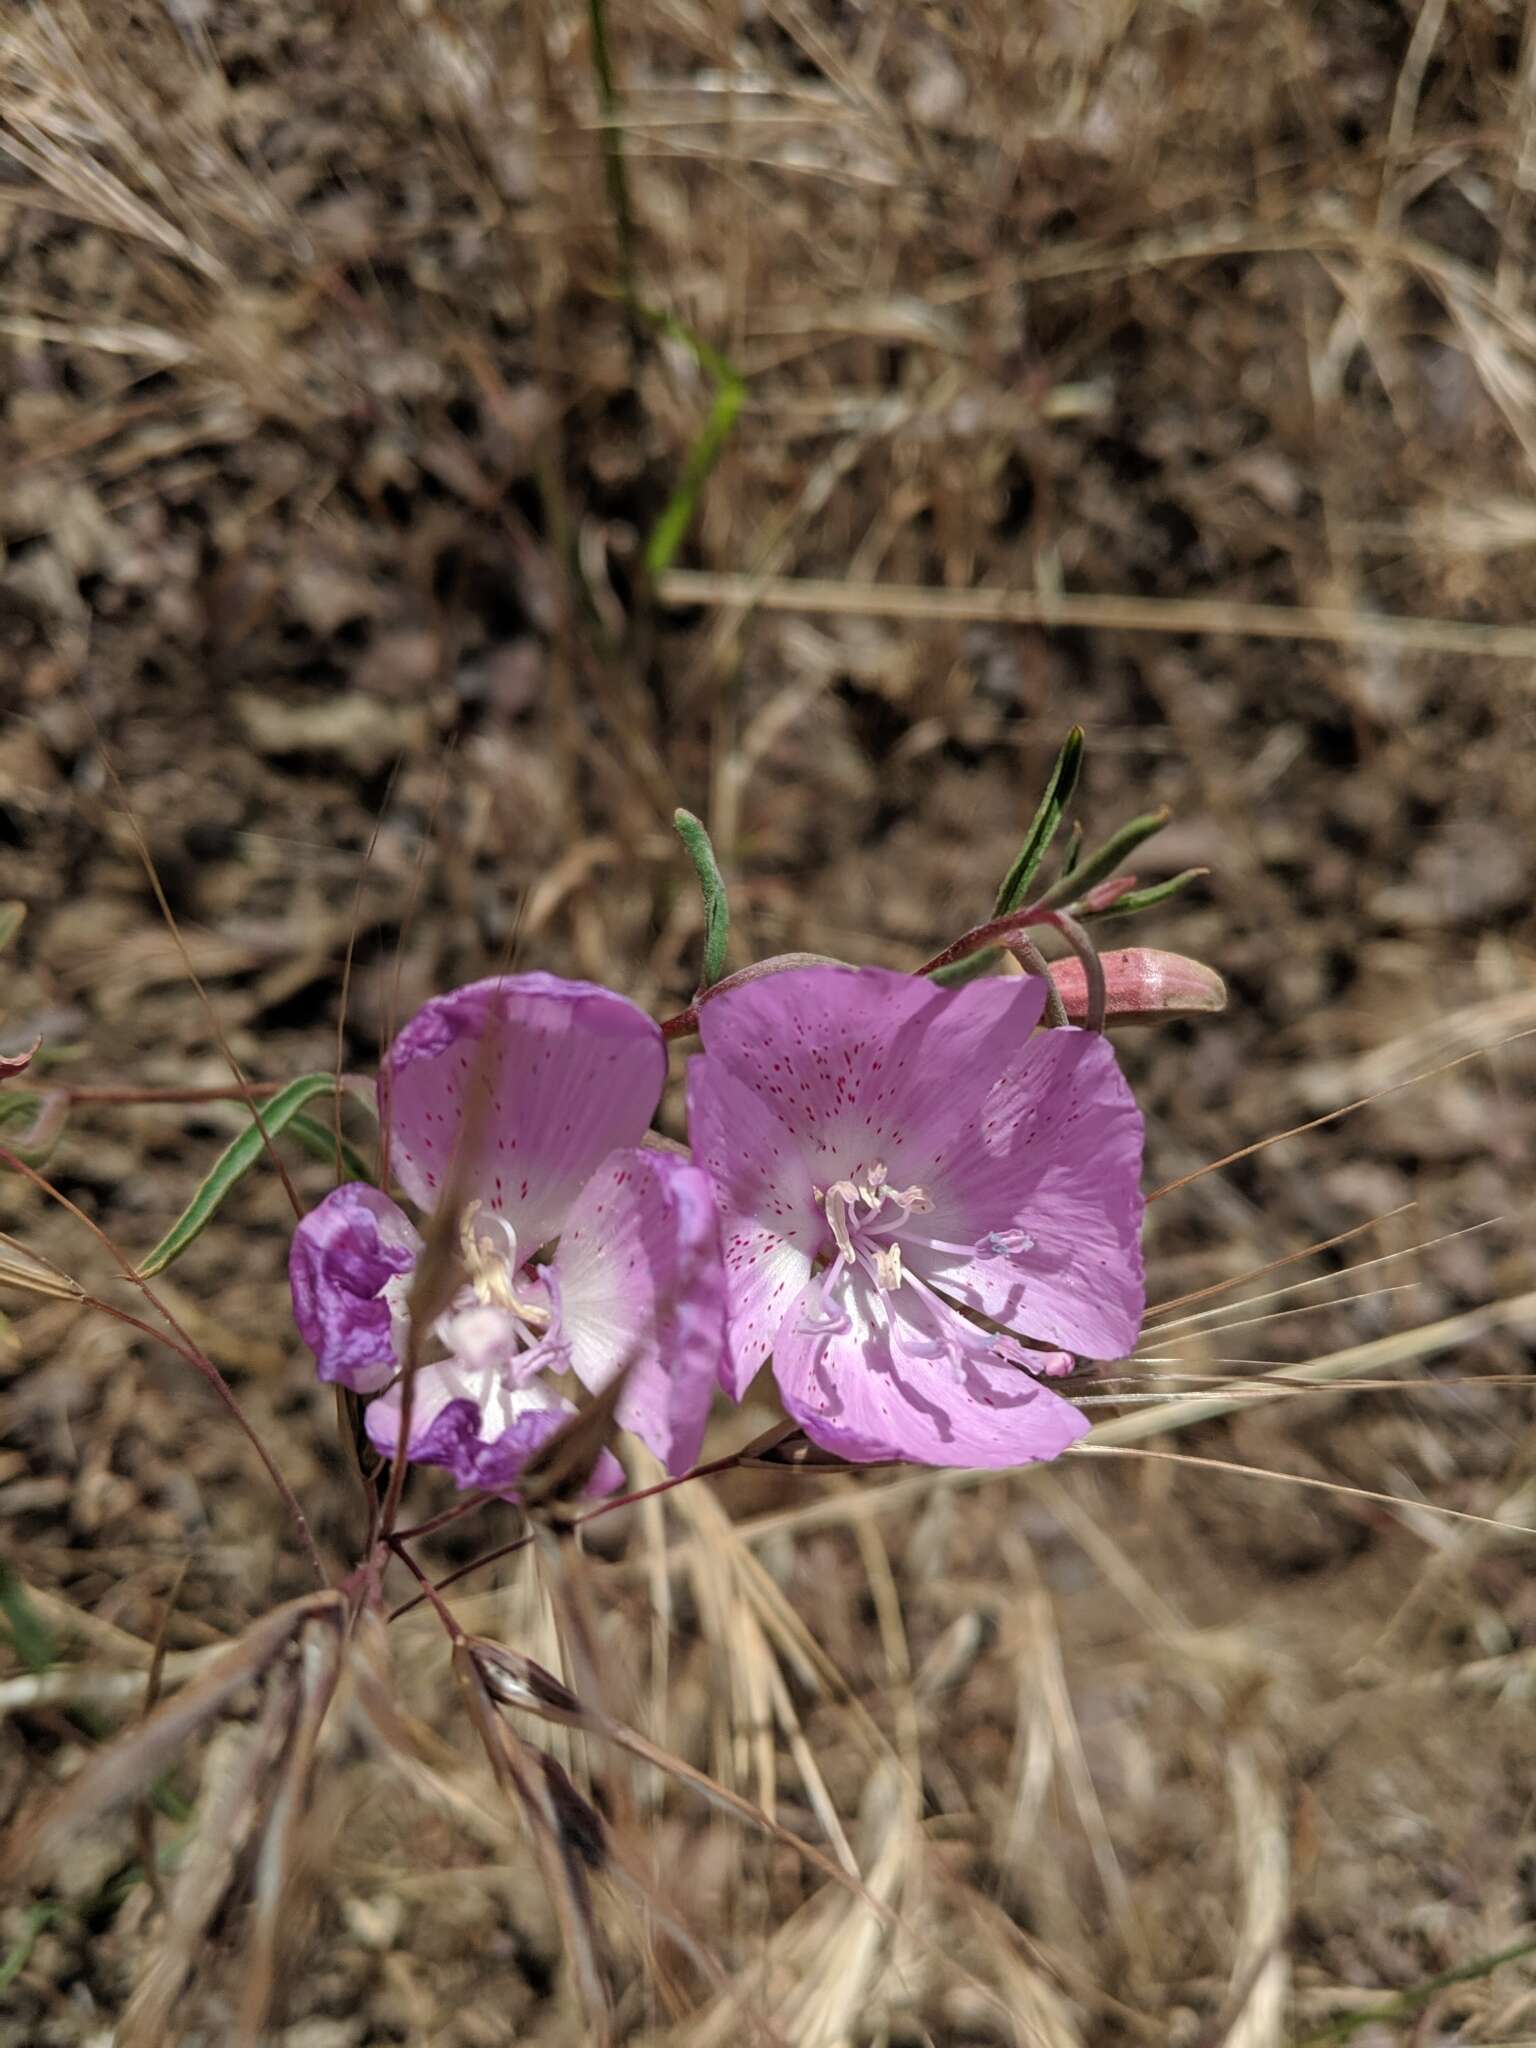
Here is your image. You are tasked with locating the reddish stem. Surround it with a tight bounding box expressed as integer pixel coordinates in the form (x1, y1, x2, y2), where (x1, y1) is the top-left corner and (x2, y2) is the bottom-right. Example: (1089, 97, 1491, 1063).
(386, 1446, 753, 1621)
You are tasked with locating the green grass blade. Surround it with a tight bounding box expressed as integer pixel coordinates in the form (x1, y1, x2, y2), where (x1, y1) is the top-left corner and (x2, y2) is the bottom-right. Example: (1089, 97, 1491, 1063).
(136, 1074, 343, 1278)
(673, 808, 730, 986)
(642, 312, 745, 576)
(0, 902, 24, 955)
(993, 726, 1085, 915)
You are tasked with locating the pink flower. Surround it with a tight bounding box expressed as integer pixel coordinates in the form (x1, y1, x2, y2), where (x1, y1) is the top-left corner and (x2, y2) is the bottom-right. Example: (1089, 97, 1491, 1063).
(687, 966, 1145, 1467)
(290, 975, 725, 1494)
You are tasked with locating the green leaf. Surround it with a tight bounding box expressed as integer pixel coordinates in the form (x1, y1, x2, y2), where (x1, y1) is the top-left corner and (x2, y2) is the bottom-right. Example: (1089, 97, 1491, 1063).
(673, 808, 730, 988)
(136, 1074, 344, 1278)
(993, 727, 1085, 916)
(642, 312, 745, 576)
(1058, 817, 1084, 880)
(927, 948, 1001, 988)
(0, 902, 24, 956)
(1079, 868, 1208, 919)
(1033, 805, 1171, 910)
(0, 1561, 58, 1672)
(285, 1112, 376, 1185)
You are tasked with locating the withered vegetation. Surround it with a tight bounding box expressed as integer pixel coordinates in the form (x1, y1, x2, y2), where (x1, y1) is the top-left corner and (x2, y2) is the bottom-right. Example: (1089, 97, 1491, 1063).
(3, 1, 1536, 2043)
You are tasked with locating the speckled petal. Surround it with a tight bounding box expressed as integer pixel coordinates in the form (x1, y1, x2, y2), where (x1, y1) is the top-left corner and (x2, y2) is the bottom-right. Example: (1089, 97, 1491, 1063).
(773, 1270, 1087, 1468)
(382, 974, 666, 1249)
(552, 1148, 726, 1475)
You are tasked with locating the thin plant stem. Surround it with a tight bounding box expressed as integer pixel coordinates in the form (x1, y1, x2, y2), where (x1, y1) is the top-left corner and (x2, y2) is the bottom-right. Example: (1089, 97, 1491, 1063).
(586, 0, 637, 318)
(384, 1536, 465, 1642)
(0, 1178, 326, 1585)
(1008, 937, 1069, 1028)
(387, 1447, 753, 1621)
(94, 743, 304, 1224)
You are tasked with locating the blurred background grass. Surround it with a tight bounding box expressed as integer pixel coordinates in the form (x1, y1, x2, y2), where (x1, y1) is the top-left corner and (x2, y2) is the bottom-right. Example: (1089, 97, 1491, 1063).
(3, 2, 1536, 2041)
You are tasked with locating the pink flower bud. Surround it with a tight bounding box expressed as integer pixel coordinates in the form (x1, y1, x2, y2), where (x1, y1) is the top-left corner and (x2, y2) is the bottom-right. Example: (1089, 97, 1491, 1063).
(1051, 949, 1227, 1027)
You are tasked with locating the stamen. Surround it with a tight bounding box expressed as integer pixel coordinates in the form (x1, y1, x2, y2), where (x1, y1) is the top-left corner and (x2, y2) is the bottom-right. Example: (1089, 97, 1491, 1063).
(456, 1203, 551, 1326)
(872, 1242, 903, 1291)
(823, 1181, 860, 1262)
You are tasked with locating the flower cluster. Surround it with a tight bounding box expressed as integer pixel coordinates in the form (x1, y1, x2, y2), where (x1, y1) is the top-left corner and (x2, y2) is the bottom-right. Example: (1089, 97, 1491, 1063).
(291, 963, 1146, 1497)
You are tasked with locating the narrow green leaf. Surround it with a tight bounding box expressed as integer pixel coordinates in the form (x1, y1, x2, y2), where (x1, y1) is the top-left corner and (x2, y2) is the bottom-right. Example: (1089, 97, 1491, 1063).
(136, 1074, 343, 1278)
(1079, 868, 1209, 919)
(993, 727, 1085, 916)
(1058, 818, 1084, 880)
(1033, 805, 1171, 910)
(285, 1112, 377, 1185)
(0, 902, 24, 955)
(673, 808, 730, 988)
(927, 948, 1001, 987)
(642, 312, 746, 576)
(0, 1561, 58, 1672)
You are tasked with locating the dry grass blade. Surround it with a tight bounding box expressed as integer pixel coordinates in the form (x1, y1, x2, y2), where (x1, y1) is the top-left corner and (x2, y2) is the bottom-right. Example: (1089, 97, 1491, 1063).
(7, 1592, 342, 1878)
(470, 1638, 893, 1919)
(0, 1230, 82, 1300)
(1079, 1443, 1536, 1541)
(235, 1615, 346, 2047)
(1218, 1742, 1290, 2048)
(1148, 1031, 1536, 1201)
(1092, 1290, 1536, 1446)
(1146, 1208, 1412, 1321)
(454, 1642, 613, 2042)
(117, 1678, 298, 2048)
(655, 568, 1536, 662)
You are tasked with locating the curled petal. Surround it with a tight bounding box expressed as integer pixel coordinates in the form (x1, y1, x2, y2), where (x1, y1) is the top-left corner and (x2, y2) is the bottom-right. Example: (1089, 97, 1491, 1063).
(289, 1184, 420, 1392)
(553, 1149, 726, 1475)
(382, 974, 666, 1250)
(365, 1363, 623, 1497)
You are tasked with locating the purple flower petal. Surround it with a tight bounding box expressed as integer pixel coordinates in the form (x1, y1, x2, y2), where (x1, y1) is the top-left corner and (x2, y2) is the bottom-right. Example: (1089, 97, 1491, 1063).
(365, 1364, 623, 1497)
(288, 1184, 420, 1392)
(774, 1270, 1087, 1467)
(683, 1063, 818, 1396)
(689, 964, 1145, 1466)
(906, 1028, 1145, 1361)
(382, 974, 666, 1250)
(551, 1148, 726, 1475)
(692, 965, 1047, 1191)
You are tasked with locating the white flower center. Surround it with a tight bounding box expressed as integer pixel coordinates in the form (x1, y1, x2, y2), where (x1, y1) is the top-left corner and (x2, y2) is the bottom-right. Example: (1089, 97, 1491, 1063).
(801, 1163, 1038, 1376)
(817, 1163, 933, 1296)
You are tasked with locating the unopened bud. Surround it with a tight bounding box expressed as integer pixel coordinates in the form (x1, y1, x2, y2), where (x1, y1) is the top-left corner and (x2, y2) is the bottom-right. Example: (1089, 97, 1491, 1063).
(1052, 948, 1226, 1027)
